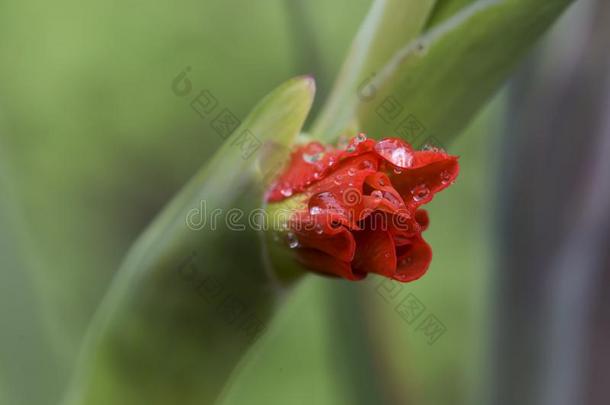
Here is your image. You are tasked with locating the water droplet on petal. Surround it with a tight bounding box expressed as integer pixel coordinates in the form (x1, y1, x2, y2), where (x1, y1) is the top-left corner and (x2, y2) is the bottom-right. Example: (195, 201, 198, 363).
(314, 223, 324, 234)
(313, 172, 321, 180)
(280, 186, 293, 197)
(411, 184, 430, 202)
(359, 160, 373, 170)
(393, 167, 403, 175)
(394, 234, 410, 245)
(440, 170, 452, 185)
(333, 174, 344, 185)
(422, 144, 444, 153)
(378, 178, 386, 186)
(346, 145, 356, 153)
(371, 190, 383, 201)
(356, 133, 367, 143)
(303, 152, 324, 164)
(375, 138, 414, 168)
(382, 191, 403, 207)
(347, 167, 356, 176)
(287, 232, 299, 248)
(309, 206, 323, 215)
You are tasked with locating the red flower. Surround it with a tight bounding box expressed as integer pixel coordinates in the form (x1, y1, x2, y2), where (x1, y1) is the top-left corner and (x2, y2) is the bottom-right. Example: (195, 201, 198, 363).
(267, 135, 459, 282)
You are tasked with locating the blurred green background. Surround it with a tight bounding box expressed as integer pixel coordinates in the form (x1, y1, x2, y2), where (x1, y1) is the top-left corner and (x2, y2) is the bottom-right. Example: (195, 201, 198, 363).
(2, 1, 606, 404)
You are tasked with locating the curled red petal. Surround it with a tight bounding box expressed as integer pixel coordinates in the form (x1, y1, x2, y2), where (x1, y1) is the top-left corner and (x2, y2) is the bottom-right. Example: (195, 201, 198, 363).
(295, 248, 365, 281)
(267, 142, 343, 202)
(291, 216, 356, 262)
(352, 228, 396, 277)
(307, 153, 379, 228)
(389, 153, 459, 208)
(394, 237, 432, 282)
(414, 209, 429, 231)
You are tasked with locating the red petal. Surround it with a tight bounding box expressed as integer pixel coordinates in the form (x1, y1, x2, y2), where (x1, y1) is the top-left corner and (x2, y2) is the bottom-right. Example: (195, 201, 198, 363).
(295, 248, 365, 281)
(306, 153, 379, 228)
(414, 209, 429, 231)
(352, 227, 396, 277)
(291, 217, 356, 262)
(267, 142, 342, 202)
(393, 237, 432, 282)
(363, 172, 406, 210)
(389, 152, 459, 208)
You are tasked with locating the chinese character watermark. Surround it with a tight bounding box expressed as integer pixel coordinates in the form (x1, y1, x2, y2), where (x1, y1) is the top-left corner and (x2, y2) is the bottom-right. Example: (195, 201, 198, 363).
(375, 278, 447, 345)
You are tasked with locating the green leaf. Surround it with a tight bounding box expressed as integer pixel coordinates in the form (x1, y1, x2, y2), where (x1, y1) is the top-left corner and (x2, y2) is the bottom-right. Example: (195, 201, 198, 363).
(61, 76, 315, 405)
(426, 0, 478, 27)
(311, 0, 437, 141)
(356, 0, 574, 146)
(0, 158, 67, 405)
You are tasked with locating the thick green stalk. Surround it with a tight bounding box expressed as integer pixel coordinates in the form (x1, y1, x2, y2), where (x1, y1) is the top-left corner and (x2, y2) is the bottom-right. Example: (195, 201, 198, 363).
(61, 77, 315, 405)
(311, 0, 437, 141)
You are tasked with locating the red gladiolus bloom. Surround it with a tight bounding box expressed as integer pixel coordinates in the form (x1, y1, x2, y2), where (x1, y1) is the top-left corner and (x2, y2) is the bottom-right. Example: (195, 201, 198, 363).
(267, 135, 459, 282)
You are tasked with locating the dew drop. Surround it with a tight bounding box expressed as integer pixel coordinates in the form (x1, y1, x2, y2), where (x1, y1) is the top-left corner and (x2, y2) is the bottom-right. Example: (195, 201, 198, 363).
(314, 223, 324, 234)
(411, 184, 430, 202)
(371, 190, 383, 201)
(355, 133, 367, 143)
(309, 206, 323, 215)
(313, 172, 321, 180)
(382, 191, 402, 207)
(280, 186, 293, 198)
(393, 167, 403, 175)
(359, 160, 373, 170)
(378, 178, 386, 186)
(347, 167, 357, 176)
(422, 144, 444, 153)
(440, 170, 452, 185)
(303, 152, 324, 164)
(333, 174, 344, 185)
(287, 232, 299, 248)
(374, 138, 414, 168)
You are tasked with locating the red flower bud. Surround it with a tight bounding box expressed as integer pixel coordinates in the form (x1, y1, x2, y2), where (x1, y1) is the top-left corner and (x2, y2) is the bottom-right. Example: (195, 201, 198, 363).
(267, 134, 458, 282)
